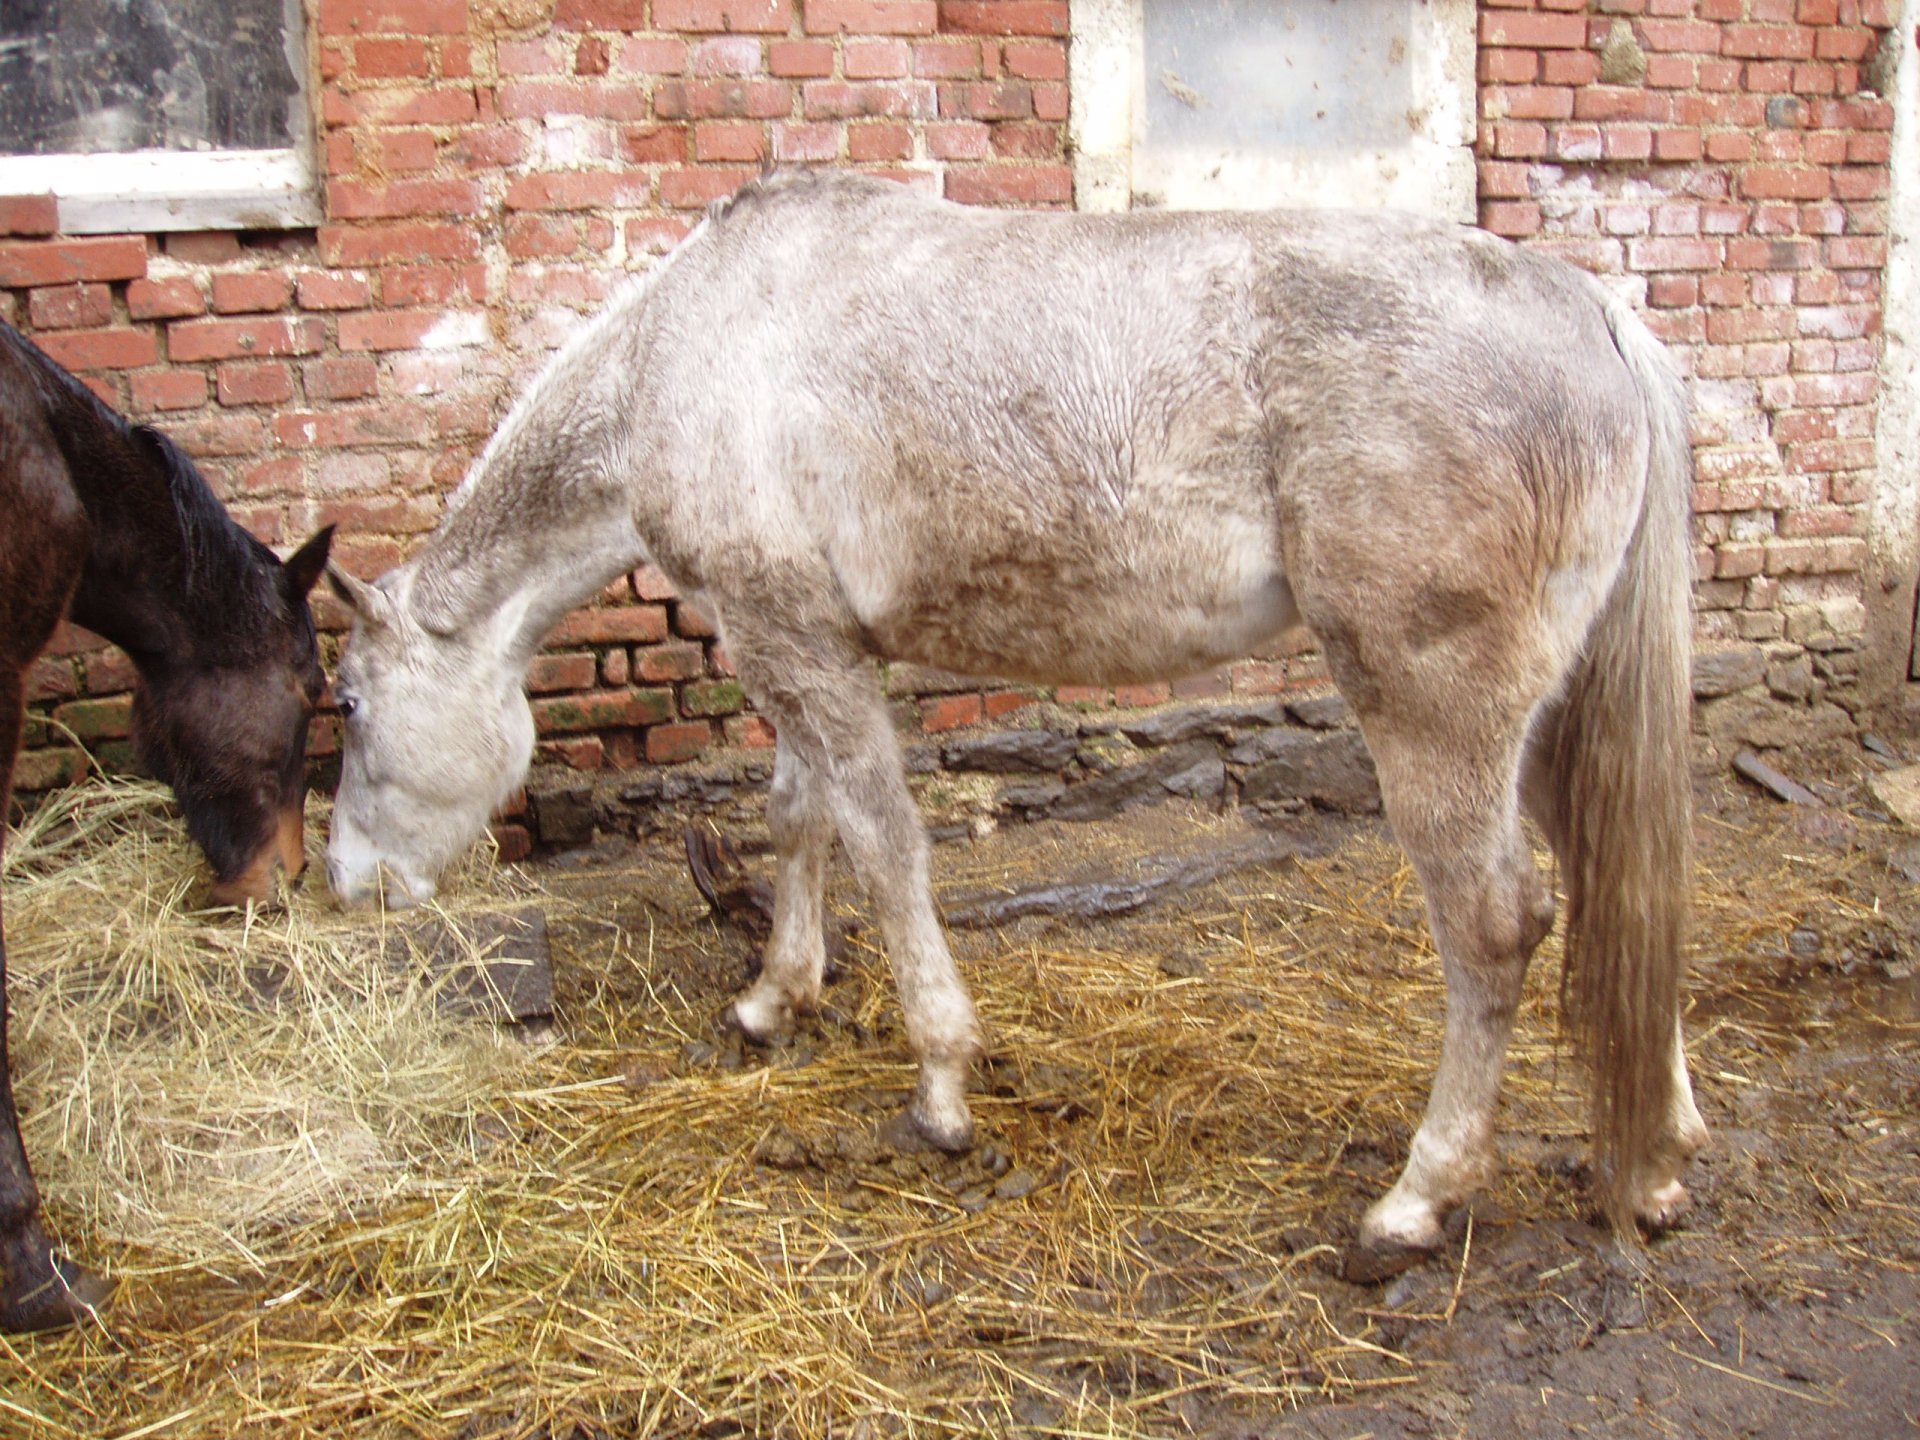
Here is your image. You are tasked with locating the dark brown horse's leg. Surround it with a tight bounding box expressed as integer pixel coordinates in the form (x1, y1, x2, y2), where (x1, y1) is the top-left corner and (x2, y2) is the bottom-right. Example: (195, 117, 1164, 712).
(0, 677, 110, 1332)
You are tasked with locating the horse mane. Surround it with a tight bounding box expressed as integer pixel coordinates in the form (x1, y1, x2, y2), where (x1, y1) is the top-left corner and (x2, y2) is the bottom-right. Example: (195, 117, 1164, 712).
(136, 422, 282, 615)
(0, 319, 279, 621)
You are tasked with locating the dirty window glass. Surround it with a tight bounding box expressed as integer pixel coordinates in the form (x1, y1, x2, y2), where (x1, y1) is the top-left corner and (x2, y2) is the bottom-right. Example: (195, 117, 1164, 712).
(1139, 0, 1416, 158)
(0, 0, 305, 157)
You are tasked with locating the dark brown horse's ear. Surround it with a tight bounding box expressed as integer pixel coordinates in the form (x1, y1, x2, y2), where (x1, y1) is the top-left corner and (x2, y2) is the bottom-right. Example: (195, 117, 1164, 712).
(282, 526, 335, 599)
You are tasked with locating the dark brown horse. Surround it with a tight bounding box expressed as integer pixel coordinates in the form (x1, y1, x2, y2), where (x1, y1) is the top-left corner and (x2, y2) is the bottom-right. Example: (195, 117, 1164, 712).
(0, 319, 332, 1331)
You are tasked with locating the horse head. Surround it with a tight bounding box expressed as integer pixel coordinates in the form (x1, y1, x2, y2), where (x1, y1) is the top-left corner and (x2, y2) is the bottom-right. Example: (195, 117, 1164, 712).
(132, 526, 335, 906)
(324, 562, 535, 908)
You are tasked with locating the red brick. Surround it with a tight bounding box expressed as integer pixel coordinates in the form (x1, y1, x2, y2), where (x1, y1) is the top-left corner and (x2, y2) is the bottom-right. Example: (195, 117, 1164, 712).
(770, 40, 835, 76)
(636, 641, 706, 682)
(1481, 200, 1543, 237)
(296, 270, 373, 310)
(1652, 128, 1704, 161)
(355, 36, 430, 76)
(697, 121, 770, 162)
(496, 81, 653, 121)
(653, 78, 794, 119)
(553, 0, 648, 25)
(505, 170, 654, 210)
(659, 166, 756, 208)
(0, 236, 147, 288)
(318, 222, 481, 265)
(850, 121, 913, 160)
(646, 721, 713, 763)
(1496, 85, 1575, 120)
(217, 361, 297, 407)
(383, 262, 488, 306)
(622, 125, 691, 163)
(616, 37, 690, 73)
(938, 0, 1066, 34)
(914, 37, 982, 76)
(550, 605, 671, 645)
(126, 276, 205, 320)
(773, 121, 841, 161)
(304, 355, 381, 402)
(920, 693, 983, 732)
(0, 194, 57, 237)
(1480, 48, 1539, 84)
(505, 214, 581, 260)
(653, 0, 793, 29)
(1003, 39, 1065, 80)
(846, 39, 911, 77)
(1479, 11, 1589, 46)
(273, 401, 433, 449)
(129, 369, 209, 412)
(929, 120, 990, 158)
(944, 163, 1070, 205)
(1627, 236, 1722, 270)
(803, 0, 938, 34)
(575, 35, 612, 76)
(27, 282, 112, 330)
(529, 653, 599, 693)
(169, 316, 325, 362)
(318, 0, 467, 34)
(211, 271, 294, 315)
(803, 79, 936, 119)
(326, 177, 486, 219)
(35, 328, 159, 372)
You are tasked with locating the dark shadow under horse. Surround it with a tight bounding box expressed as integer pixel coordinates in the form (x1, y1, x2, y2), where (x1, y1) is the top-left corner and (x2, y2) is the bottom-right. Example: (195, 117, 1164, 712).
(0, 319, 332, 1331)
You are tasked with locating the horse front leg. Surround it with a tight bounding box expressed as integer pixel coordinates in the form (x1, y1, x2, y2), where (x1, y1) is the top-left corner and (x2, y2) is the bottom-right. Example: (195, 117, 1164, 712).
(727, 626, 983, 1151)
(730, 733, 835, 1038)
(0, 682, 110, 1331)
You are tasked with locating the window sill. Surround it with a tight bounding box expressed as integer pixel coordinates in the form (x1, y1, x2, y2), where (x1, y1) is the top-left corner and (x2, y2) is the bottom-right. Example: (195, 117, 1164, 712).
(0, 149, 319, 235)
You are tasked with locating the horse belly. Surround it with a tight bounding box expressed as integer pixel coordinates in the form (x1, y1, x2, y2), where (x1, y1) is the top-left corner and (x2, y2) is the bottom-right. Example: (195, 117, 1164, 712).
(859, 516, 1301, 688)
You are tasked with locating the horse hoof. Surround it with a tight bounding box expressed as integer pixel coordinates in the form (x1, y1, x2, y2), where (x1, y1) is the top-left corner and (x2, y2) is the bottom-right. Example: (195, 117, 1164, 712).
(1342, 1237, 1432, 1285)
(727, 990, 796, 1046)
(1635, 1178, 1692, 1234)
(877, 1102, 973, 1155)
(0, 1254, 112, 1334)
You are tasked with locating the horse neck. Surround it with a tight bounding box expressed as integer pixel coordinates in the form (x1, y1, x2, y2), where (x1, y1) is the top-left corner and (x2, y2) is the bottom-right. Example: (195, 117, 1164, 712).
(53, 414, 232, 668)
(410, 306, 656, 670)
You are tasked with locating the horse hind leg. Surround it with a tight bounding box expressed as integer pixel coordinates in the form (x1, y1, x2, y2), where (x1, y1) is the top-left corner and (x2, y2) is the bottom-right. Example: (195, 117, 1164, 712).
(1521, 732, 1709, 1230)
(1347, 705, 1559, 1267)
(725, 623, 983, 1150)
(731, 732, 835, 1037)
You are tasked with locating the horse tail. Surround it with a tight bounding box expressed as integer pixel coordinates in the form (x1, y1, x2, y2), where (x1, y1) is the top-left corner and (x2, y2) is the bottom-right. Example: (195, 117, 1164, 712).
(1545, 292, 1695, 1231)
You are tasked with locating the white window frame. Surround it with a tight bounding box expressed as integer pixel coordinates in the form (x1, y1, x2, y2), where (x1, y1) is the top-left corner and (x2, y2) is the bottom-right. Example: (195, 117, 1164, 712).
(0, 1, 319, 234)
(1070, 0, 1478, 221)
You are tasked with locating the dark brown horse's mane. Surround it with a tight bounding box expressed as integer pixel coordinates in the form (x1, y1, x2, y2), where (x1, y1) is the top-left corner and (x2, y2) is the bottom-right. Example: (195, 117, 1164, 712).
(0, 320, 281, 624)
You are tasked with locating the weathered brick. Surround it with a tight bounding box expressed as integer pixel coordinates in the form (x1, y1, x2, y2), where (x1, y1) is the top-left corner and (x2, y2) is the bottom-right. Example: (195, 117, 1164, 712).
(130, 368, 209, 412)
(127, 276, 206, 319)
(803, 0, 937, 34)
(212, 271, 295, 315)
(646, 721, 713, 763)
(533, 688, 675, 733)
(0, 237, 147, 288)
(653, 0, 792, 30)
(550, 605, 671, 645)
(35, 328, 159, 372)
(168, 316, 325, 363)
(0, 193, 57, 237)
(318, 0, 468, 35)
(217, 361, 297, 407)
(27, 282, 113, 330)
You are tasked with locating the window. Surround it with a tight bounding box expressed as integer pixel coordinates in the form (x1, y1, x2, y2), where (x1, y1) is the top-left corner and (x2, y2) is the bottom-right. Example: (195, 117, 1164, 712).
(1071, 0, 1476, 220)
(0, 0, 318, 233)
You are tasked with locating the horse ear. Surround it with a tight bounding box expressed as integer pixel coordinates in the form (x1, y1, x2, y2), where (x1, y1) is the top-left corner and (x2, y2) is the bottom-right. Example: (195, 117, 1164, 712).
(327, 564, 394, 629)
(281, 526, 335, 599)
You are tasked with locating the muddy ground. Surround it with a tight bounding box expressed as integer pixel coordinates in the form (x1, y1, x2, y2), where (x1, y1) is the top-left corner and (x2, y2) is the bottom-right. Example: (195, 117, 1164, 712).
(529, 736, 1920, 1440)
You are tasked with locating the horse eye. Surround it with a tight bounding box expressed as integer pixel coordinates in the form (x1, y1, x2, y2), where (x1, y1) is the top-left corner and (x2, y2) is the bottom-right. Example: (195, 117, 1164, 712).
(337, 696, 359, 720)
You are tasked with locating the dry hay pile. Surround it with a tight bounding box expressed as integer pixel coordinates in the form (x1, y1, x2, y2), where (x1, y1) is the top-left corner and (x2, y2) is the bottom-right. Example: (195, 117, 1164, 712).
(0, 775, 1912, 1438)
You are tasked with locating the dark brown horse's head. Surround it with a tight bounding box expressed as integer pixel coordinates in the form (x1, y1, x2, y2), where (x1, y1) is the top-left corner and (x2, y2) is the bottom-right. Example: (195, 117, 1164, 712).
(132, 525, 335, 906)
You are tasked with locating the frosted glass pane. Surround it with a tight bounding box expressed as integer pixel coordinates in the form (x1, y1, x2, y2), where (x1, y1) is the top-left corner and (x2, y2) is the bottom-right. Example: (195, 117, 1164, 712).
(1140, 0, 1417, 155)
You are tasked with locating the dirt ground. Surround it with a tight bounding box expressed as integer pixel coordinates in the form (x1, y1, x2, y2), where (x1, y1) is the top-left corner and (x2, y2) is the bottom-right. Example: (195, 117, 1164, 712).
(506, 730, 1920, 1440)
(5, 732, 1918, 1439)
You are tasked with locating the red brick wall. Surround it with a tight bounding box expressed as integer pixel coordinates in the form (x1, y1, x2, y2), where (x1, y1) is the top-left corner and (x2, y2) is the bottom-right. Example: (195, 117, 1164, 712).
(0, 1, 1905, 795)
(1477, 0, 1901, 735)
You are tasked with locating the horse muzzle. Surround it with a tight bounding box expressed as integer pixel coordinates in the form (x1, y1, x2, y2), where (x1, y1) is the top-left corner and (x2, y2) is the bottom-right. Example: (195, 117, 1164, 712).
(207, 801, 307, 907)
